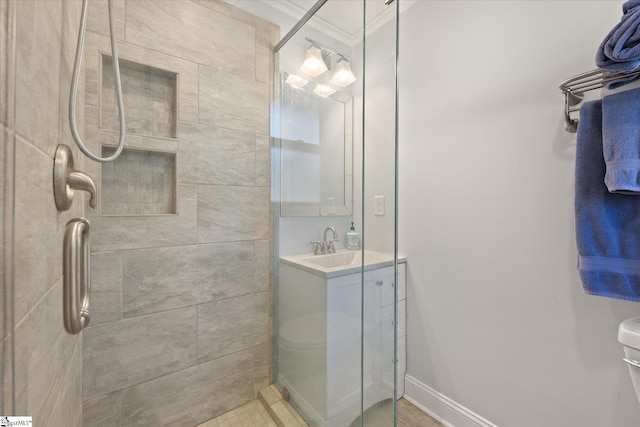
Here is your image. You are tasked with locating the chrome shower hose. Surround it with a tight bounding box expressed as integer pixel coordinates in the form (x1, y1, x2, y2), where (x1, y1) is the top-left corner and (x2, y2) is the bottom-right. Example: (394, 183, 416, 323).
(69, 0, 125, 163)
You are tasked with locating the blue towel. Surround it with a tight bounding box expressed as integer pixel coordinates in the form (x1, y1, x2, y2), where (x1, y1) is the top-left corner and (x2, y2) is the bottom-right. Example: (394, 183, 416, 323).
(575, 99, 640, 302)
(602, 87, 640, 194)
(596, 0, 640, 88)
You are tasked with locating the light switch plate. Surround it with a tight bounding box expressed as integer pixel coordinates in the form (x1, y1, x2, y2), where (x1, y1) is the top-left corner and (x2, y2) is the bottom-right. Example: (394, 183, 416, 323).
(374, 195, 385, 216)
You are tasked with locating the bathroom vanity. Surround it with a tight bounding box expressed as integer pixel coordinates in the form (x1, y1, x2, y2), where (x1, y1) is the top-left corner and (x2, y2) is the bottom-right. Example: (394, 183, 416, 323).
(277, 250, 407, 426)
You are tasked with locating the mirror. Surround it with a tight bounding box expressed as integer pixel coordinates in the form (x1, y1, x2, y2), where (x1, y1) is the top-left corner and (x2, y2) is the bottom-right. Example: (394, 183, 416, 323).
(279, 72, 353, 216)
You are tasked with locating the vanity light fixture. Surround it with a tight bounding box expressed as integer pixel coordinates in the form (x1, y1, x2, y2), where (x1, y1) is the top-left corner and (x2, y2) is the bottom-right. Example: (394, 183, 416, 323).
(329, 58, 357, 87)
(313, 84, 336, 97)
(286, 73, 309, 88)
(300, 46, 328, 77)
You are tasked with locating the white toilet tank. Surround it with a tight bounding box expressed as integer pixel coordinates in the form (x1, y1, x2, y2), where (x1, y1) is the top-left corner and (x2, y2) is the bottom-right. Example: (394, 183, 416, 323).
(618, 317, 640, 403)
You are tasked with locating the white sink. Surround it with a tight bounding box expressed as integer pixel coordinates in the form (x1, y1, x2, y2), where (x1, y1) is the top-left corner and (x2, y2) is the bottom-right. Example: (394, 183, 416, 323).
(300, 251, 357, 268)
(280, 249, 404, 278)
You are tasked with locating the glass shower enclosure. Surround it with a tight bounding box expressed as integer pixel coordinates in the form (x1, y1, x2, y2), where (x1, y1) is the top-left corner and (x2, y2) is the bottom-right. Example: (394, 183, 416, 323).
(272, 0, 400, 425)
(1, 0, 399, 425)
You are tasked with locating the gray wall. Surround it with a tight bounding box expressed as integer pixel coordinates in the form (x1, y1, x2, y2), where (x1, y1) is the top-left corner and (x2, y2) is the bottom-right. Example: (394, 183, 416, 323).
(399, 1, 640, 426)
(80, 1, 277, 426)
(7, 0, 86, 424)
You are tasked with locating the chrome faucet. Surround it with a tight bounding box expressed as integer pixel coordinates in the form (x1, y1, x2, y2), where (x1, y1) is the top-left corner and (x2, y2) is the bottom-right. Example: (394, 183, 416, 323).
(322, 227, 339, 254)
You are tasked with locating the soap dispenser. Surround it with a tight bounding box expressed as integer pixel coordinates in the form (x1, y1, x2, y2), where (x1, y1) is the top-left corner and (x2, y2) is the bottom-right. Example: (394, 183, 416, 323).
(346, 222, 360, 250)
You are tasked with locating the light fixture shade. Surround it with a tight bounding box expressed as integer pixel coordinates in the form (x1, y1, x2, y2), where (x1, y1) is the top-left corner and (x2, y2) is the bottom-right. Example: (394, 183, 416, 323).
(330, 58, 357, 87)
(286, 74, 309, 88)
(313, 84, 336, 97)
(300, 46, 328, 77)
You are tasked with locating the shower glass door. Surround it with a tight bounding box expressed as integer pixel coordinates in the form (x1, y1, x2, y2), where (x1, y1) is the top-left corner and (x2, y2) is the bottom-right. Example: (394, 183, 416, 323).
(272, 0, 399, 425)
(5, 0, 275, 424)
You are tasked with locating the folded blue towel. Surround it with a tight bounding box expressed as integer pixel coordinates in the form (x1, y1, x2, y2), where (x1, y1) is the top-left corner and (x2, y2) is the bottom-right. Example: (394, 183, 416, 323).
(602, 87, 640, 194)
(596, 0, 640, 88)
(575, 99, 640, 302)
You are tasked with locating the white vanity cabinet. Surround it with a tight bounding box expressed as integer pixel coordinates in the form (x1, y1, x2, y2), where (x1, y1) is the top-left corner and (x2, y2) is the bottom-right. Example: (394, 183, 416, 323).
(277, 250, 406, 427)
(369, 264, 407, 397)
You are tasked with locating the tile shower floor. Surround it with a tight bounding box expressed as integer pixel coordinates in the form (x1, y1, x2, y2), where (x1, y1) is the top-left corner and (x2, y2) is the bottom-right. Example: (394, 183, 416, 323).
(197, 400, 276, 427)
(198, 397, 442, 427)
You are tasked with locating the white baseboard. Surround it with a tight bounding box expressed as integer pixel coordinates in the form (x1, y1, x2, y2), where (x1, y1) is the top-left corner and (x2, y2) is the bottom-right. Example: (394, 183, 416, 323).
(404, 375, 498, 427)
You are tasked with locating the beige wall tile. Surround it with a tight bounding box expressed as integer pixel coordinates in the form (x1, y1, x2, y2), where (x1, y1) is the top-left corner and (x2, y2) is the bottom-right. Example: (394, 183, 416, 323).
(83, 391, 123, 427)
(83, 306, 198, 399)
(87, 0, 125, 40)
(255, 26, 273, 84)
(123, 242, 256, 317)
(90, 251, 123, 326)
(125, 0, 255, 77)
(254, 239, 270, 293)
(197, 184, 270, 243)
(178, 122, 256, 186)
(121, 344, 268, 426)
(197, 292, 270, 362)
(14, 0, 61, 153)
(14, 279, 80, 424)
(0, 126, 7, 377)
(0, 1, 8, 127)
(48, 336, 83, 427)
(255, 134, 270, 187)
(199, 66, 269, 135)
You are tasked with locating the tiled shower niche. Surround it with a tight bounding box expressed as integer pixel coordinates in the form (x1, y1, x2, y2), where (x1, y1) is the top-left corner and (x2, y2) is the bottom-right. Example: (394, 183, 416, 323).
(101, 146, 177, 215)
(102, 56, 177, 139)
(100, 55, 178, 215)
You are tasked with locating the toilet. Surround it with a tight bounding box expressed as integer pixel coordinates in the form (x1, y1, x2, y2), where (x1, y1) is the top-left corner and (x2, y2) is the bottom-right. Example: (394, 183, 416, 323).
(618, 317, 640, 402)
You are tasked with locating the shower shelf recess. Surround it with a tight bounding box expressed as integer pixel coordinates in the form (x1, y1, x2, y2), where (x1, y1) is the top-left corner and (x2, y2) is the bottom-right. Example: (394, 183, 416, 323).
(97, 55, 179, 216)
(99, 146, 177, 216)
(101, 55, 178, 140)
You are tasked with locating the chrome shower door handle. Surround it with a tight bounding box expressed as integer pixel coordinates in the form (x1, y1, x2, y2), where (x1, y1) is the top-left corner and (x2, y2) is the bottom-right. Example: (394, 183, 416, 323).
(63, 218, 91, 334)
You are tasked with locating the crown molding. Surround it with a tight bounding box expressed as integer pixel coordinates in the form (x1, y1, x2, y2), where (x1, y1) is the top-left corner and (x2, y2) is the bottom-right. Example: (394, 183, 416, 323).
(357, 0, 417, 44)
(270, 0, 355, 46)
(257, 0, 419, 47)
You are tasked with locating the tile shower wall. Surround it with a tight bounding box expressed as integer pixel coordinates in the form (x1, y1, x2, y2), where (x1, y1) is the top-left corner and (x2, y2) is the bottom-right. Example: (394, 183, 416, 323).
(7, 0, 85, 424)
(1, 0, 11, 413)
(81, 1, 278, 426)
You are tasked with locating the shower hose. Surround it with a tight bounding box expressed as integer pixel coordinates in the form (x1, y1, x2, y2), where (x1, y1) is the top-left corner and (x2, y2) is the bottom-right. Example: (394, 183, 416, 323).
(69, 0, 125, 163)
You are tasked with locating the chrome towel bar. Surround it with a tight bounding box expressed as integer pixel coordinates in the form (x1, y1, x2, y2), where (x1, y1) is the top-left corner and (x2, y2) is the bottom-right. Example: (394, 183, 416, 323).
(63, 218, 91, 335)
(559, 68, 640, 133)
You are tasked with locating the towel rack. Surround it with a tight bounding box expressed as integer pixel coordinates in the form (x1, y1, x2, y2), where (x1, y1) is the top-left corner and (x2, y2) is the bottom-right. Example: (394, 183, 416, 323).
(559, 68, 640, 133)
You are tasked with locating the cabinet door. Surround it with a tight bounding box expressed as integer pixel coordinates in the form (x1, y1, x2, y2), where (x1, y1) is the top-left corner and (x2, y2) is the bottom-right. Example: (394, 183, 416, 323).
(326, 273, 365, 407)
(376, 266, 396, 308)
(364, 267, 395, 394)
